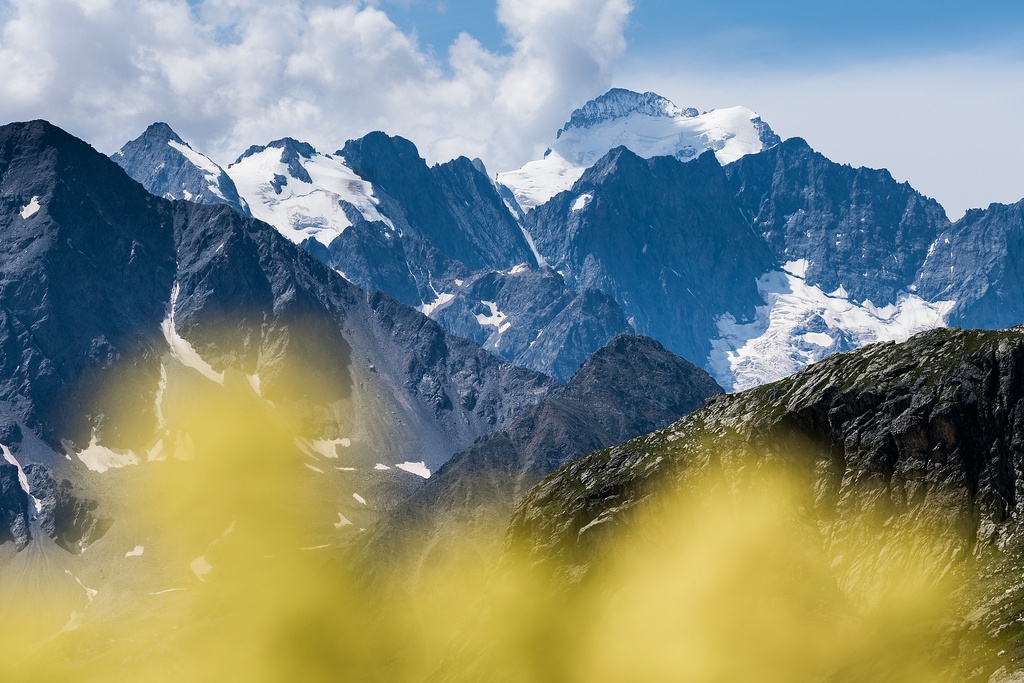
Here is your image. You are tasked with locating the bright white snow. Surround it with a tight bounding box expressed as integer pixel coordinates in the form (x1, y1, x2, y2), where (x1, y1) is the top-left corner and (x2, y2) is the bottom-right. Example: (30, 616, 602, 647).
(571, 193, 593, 212)
(475, 301, 511, 334)
(161, 283, 225, 385)
(785, 258, 809, 278)
(168, 140, 226, 200)
(352, 493, 366, 505)
(418, 291, 456, 317)
(519, 224, 548, 267)
(296, 437, 351, 460)
(154, 364, 168, 431)
(497, 151, 585, 212)
(395, 461, 431, 479)
(708, 264, 955, 392)
(0, 443, 41, 513)
(228, 145, 393, 247)
(125, 545, 145, 558)
(75, 431, 141, 473)
(374, 463, 391, 470)
(191, 555, 213, 581)
(334, 512, 353, 528)
(19, 196, 40, 219)
(497, 102, 774, 210)
(65, 570, 98, 602)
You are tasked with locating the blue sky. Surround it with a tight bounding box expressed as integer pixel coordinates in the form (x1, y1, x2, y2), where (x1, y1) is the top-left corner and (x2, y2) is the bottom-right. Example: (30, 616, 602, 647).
(383, 0, 1024, 66)
(2, 0, 1022, 217)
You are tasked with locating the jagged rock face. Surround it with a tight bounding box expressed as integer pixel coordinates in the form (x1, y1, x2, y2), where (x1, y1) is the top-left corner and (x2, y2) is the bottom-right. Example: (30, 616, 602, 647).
(112, 122, 249, 216)
(339, 132, 535, 272)
(509, 326, 1024, 580)
(24, 464, 109, 553)
(355, 335, 722, 582)
(526, 148, 777, 368)
(0, 120, 558, 552)
(916, 199, 1024, 329)
(725, 137, 950, 304)
(554, 334, 724, 442)
(557, 89, 699, 135)
(505, 326, 1024, 677)
(321, 215, 468, 308)
(0, 119, 175, 443)
(431, 268, 633, 382)
(0, 464, 29, 549)
(429, 156, 536, 270)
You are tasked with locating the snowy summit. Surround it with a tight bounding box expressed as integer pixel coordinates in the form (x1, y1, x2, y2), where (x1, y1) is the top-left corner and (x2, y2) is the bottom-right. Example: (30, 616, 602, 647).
(497, 88, 780, 210)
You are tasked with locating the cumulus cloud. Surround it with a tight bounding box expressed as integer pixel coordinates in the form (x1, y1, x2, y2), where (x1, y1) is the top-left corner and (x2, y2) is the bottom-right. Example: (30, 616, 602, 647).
(0, 0, 634, 171)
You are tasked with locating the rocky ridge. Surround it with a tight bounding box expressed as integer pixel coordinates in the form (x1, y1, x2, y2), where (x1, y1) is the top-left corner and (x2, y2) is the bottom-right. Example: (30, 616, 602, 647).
(505, 325, 1024, 679)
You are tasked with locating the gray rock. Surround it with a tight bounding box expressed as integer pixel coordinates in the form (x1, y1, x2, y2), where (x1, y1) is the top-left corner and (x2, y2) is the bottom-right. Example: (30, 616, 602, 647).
(112, 122, 250, 216)
(504, 326, 1024, 679)
(354, 334, 722, 587)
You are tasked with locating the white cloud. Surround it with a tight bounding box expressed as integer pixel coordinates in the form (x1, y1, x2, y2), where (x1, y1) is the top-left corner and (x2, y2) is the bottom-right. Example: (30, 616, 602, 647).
(622, 51, 1024, 219)
(0, 0, 634, 172)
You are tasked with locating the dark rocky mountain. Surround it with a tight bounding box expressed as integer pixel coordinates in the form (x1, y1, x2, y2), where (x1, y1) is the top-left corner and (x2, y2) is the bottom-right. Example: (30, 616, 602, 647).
(112, 122, 250, 216)
(354, 334, 722, 583)
(327, 131, 536, 278)
(525, 147, 777, 368)
(322, 136, 635, 380)
(504, 325, 1024, 680)
(725, 136, 951, 304)
(0, 119, 557, 552)
(916, 199, 1024, 330)
(337, 132, 535, 273)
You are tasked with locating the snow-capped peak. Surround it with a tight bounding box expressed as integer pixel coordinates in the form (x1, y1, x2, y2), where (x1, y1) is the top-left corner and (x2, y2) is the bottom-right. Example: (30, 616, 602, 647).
(235, 137, 318, 165)
(556, 88, 698, 138)
(497, 88, 781, 211)
(112, 122, 251, 215)
(226, 138, 394, 247)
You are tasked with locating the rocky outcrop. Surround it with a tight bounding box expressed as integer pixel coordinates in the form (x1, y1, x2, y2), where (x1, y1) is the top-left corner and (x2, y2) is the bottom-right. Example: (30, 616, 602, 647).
(339, 132, 536, 273)
(505, 325, 1024, 679)
(24, 464, 109, 553)
(431, 268, 633, 381)
(916, 199, 1024, 330)
(0, 464, 29, 549)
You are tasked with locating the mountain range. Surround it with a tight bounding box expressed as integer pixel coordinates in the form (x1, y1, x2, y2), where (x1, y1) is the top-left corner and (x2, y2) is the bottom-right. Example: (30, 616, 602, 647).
(110, 88, 1024, 392)
(2, 85, 1024, 679)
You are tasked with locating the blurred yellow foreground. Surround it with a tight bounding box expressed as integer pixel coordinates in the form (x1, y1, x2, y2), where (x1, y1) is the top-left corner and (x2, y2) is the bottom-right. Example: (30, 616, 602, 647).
(0, 378, 994, 682)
